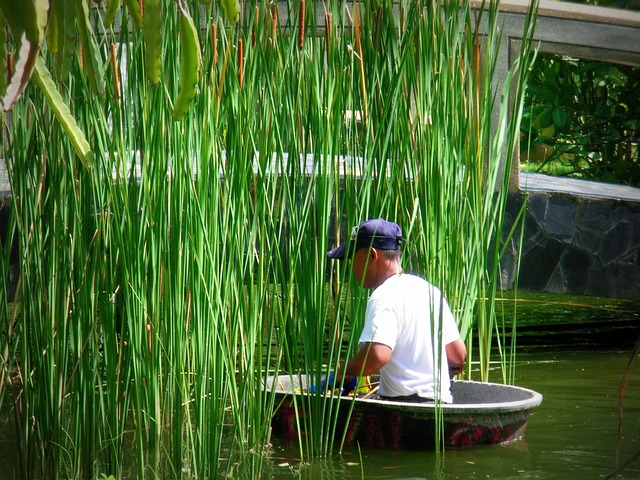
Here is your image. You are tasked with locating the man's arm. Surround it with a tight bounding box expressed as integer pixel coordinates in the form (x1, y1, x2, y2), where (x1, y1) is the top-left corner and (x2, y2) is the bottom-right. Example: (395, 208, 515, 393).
(446, 338, 467, 376)
(340, 342, 391, 382)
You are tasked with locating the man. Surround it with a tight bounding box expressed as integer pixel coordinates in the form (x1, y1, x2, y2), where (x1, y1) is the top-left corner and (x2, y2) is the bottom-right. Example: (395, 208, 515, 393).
(328, 218, 466, 403)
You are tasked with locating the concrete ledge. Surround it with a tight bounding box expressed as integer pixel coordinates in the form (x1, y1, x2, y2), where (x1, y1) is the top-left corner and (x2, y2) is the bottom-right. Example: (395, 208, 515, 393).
(520, 172, 640, 203)
(480, 0, 640, 28)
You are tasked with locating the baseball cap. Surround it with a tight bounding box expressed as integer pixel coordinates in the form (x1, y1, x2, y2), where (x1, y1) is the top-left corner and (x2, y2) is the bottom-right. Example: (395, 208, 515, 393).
(327, 218, 404, 260)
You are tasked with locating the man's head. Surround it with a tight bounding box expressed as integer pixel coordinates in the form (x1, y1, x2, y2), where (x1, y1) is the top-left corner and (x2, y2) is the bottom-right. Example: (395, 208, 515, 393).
(327, 218, 404, 260)
(327, 218, 404, 288)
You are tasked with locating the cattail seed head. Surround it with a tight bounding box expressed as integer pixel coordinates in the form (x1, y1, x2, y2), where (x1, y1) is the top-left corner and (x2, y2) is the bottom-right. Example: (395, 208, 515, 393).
(238, 39, 244, 90)
(110, 43, 121, 100)
(7, 53, 14, 81)
(298, 0, 306, 50)
(271, 3, 278, 45)
(212, 24, 218, 66)
(252, 6, 259, 47)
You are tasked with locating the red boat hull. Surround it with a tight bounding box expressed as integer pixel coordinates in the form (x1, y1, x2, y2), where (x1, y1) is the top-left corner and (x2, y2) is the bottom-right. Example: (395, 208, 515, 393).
(268, 377, 542, 450)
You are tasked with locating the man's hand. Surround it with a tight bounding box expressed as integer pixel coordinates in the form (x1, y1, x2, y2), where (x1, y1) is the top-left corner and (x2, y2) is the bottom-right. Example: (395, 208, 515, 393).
(449, 362, 465, 377)
(309, 374, 358, 395)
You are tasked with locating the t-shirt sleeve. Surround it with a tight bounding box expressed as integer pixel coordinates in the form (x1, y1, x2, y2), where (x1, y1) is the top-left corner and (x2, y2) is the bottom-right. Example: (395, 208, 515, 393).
(358, 296, 398, 350)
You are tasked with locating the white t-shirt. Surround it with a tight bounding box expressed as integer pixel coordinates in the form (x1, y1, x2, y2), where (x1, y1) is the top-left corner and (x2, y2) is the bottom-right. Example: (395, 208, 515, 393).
(358, 273, 460, 403)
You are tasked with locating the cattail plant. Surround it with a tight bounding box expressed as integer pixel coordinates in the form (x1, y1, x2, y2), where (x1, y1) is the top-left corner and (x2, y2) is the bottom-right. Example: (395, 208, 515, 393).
(0, 0, 537, 476)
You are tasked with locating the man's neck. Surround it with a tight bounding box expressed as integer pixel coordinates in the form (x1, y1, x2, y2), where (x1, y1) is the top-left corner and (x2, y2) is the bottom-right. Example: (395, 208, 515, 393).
(372, 261, 401, 289)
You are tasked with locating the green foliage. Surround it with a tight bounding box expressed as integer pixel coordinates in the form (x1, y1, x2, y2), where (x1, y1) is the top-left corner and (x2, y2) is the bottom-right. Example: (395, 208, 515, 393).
(521, 53, 640, 187)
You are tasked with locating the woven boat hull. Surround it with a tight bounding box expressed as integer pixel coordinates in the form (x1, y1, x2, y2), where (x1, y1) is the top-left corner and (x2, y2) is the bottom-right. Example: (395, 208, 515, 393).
(267, 375, 543, 449)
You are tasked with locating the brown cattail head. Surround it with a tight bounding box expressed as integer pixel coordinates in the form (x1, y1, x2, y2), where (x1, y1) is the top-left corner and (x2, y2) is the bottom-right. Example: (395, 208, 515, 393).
(271, 3, 278, 45)
(473, 10, 481, 78)
(212, 24, 218, 66)
(238, 39, 244, 90)
(146, 323, 152, 355)
(374, 6, 382, 50)
(474, 39, 481, 77)
(7, 53, 14, 82)
(298, 0, 306, 50)
(252, 6, 259, 47)
(110, 43, 121, 100)
(325, 12, 332, 62)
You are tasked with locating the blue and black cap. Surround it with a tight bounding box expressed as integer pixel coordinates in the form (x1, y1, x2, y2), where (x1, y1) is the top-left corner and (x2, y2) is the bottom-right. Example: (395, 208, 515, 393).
(327, 218, 404, 260)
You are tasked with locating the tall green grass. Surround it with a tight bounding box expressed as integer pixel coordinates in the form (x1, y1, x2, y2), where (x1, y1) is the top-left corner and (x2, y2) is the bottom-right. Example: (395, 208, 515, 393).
(0, 0, 537, 476)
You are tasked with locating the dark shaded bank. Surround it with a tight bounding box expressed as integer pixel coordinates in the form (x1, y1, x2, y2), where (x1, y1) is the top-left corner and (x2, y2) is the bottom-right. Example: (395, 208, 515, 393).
(495, 291, 640, 351)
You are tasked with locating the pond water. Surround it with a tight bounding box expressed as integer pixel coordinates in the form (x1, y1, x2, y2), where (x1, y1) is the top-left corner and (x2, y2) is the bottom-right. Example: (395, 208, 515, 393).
(263, 348, 640, 479)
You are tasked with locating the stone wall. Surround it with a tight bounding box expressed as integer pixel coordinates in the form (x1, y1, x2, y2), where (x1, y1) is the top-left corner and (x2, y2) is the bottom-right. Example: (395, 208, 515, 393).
(501, 174, 640, 300)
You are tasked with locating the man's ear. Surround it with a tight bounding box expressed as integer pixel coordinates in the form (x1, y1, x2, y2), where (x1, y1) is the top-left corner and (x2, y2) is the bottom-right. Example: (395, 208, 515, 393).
(369, 248, 378, 260)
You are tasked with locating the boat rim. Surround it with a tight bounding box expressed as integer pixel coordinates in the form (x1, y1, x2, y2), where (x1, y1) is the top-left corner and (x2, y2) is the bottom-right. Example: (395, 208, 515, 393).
(265, 375, 543, 413)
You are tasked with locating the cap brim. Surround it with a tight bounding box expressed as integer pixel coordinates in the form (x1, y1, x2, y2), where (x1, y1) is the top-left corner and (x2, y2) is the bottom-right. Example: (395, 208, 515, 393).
(327, 243, 348, 260)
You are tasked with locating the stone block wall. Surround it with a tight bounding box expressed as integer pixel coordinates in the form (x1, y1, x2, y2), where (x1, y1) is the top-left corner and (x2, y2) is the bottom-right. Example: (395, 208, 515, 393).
(501, 189, 640, 300)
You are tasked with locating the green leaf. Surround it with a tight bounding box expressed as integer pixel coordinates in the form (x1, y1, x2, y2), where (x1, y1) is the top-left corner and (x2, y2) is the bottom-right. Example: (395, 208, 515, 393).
(123, 0, 143, 28)
(54, 0, 75, 83)
(32, 0, 49, 43)
(220, 0, 240, 25)
(46, 0, 59, 53)
(104, 0, 120, 27)
(540, 123, 555, 138)
(32, 55, 94, 168)
(76, 0, 104, 95)
(533, 108, 553, 129)
(552, 107, 566, 128)
(144, 0, 162, 85)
